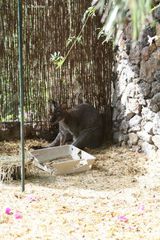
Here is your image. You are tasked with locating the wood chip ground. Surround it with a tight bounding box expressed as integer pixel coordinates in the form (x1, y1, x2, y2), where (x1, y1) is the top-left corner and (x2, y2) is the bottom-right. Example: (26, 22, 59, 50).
(0, 140, 160, 240)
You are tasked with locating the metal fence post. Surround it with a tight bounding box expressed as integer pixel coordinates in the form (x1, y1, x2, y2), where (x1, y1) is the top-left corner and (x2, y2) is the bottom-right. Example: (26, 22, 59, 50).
(18, 0, 25, 192)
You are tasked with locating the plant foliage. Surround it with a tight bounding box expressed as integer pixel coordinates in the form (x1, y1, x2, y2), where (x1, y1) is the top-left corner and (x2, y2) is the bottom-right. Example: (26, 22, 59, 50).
(92, 0, 152, 44)
(51, 6, 96, 69)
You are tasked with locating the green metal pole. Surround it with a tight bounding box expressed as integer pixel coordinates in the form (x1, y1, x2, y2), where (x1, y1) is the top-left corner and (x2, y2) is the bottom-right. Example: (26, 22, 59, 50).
(18, 0, 25, 192)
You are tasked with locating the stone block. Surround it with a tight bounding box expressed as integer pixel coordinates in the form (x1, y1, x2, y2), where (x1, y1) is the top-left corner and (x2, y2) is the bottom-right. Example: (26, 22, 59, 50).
(153, 113, 160, 135)
(151, 80, 160, 96)
(149, 43, 157, 54)
(133, 78, 141, 84)
(127, 98, 142, 114)
(112, 108, 119, 121)
(119, 119, 129, 134)
(121, 82, 140, 106)
(117, 111, 125, 121)
(118, 74, 128, 97)
(128, 133, 139, 145)
(141, 26, 156, 48)
(126, 82, 137, 98)
(141, 46, 150, 61)
(128, 125, 141, 132)
(155, 37, 160, 48)
(129, 43, 141, 64)
(138, 95, 146, 106)
(154, 70, 160, 81)
(153, 6, 160, 22)
(137, 131, 153, 143)
(125, 111, 135, 121)
(138, 139, 143, 147)
(140, 59, 155, 83)
(139, 81, 151, 97)
(129, 115, 142, 127)
(140, 49, 160, 82)
(141, 107, 156, 121)
(156, 23, 160, 36)
(155, 23, 160, 47)
(150, 93, 160, 112)
(142, 142, 157, 159)
(156, 149, 160, 159)
(143, 121, 153, 134)
(152, 135, 160, 149)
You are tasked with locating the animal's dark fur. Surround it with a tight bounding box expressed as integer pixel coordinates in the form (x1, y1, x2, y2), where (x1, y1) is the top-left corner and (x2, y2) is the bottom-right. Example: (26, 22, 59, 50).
(47, 101, 103, 149)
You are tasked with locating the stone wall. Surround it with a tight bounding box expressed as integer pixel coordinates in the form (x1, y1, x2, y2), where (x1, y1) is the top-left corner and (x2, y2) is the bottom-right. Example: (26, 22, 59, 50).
(112, 20, 160, 160)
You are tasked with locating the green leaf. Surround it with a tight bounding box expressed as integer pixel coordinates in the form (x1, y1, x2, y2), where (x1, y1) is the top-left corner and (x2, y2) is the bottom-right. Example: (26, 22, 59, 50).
(82, 6, 96, 23)
(50, 52, 65, 68)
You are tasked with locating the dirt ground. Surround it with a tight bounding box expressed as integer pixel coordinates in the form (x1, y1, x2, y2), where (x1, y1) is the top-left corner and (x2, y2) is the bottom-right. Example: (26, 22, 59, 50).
(0, 140, 160, 240)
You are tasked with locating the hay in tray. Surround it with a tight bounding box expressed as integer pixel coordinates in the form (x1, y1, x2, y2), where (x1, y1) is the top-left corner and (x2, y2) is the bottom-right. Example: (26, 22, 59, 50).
(0, 155, 32, 182)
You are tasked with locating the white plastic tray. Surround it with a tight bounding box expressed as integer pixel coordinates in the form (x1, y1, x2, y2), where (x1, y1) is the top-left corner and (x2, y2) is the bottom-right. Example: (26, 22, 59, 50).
(30, 145, 95, 175)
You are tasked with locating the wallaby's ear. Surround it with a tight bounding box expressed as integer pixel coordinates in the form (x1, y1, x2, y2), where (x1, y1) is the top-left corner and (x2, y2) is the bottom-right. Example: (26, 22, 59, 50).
(52, 100, 59, 109)
(48, 100, 59, 112)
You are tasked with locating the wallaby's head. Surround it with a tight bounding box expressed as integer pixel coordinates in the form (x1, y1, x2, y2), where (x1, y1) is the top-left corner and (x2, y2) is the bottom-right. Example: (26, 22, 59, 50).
(48, 100, 66, 124)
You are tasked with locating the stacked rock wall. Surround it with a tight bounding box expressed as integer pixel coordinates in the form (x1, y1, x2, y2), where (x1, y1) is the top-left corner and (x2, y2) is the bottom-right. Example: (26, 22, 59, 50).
(112, 22, 160, 160)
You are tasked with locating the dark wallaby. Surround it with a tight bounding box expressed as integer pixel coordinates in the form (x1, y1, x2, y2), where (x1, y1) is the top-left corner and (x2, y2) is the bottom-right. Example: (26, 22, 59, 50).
(47, 100, 103, 149)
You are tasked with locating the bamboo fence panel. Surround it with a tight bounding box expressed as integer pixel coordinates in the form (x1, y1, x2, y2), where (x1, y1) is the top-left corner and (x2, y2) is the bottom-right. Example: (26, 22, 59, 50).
(0, 0, 113, 128)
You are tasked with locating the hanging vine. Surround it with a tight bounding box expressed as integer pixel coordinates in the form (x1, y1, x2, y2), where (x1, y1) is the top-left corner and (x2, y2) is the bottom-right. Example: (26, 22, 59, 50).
(50, 6, 96, 69)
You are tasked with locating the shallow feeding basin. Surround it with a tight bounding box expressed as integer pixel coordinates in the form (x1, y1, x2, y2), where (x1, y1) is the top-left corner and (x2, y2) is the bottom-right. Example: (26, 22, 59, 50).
(30, 145, 96, 175)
